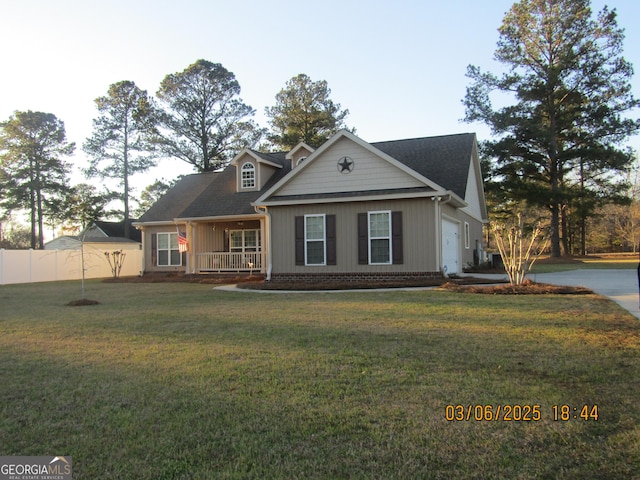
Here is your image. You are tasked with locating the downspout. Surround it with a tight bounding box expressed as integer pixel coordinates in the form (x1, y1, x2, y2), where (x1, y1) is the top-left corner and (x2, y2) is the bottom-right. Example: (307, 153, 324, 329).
(254, 205, 272, 281)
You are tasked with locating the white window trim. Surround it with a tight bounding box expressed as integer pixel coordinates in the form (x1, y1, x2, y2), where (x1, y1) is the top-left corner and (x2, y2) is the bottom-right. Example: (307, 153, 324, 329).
(241, 162, 256, 189)
(304, 214, 326, 266)
(157, 232, 182, 266)
(368, 210, 392, 265)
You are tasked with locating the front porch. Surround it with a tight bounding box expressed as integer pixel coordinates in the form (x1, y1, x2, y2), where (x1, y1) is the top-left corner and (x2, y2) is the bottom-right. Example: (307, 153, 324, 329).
(185, 217, 267, 274)
(196, 251, 262, 273)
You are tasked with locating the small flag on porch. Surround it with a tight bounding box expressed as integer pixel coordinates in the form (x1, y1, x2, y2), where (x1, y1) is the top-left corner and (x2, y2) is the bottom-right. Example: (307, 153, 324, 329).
(177, 229, 188, 253)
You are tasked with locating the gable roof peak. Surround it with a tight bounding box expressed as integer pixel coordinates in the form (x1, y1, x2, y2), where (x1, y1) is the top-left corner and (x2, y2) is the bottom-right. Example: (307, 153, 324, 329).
(285, 141, 315, 160)
(230, 148, 285, 168)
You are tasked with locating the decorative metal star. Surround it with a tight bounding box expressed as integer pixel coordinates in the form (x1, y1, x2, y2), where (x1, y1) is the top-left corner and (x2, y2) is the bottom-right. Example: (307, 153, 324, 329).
(337, 156, 354, 173)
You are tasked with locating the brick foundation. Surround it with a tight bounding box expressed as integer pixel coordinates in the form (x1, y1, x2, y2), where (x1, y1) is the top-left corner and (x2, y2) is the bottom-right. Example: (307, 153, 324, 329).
(269, 271, 442, 283)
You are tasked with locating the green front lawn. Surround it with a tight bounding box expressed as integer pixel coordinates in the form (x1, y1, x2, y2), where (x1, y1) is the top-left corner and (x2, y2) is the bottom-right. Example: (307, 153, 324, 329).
(1, 281, 639, 479)
(530, 255, 638, 273)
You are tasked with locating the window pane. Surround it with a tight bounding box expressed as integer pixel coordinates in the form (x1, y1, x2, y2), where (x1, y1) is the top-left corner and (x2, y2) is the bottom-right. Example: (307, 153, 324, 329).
(369, 212, 389, 237)
(306, 241, 325, 264)
(306, 216, 324, 240)
(158, 250, 168, 266)
(169, 233, 178, 249)
(230, 231, 243, 249)
(244, 230, 257, 247)
(371, 239, 390, 263)
(170, 250, 181, 266)
(157, 233, 168, 249)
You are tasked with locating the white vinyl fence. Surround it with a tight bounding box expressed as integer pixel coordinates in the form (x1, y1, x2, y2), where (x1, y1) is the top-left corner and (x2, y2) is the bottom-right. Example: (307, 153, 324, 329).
(0, 247, 143, 285)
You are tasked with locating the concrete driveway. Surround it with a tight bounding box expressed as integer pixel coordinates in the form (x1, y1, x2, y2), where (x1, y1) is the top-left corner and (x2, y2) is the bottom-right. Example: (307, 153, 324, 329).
(482, 269, 640, 320)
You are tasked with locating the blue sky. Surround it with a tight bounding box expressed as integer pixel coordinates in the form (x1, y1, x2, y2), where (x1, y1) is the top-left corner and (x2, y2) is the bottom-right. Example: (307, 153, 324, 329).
(2, 0, 639, 192)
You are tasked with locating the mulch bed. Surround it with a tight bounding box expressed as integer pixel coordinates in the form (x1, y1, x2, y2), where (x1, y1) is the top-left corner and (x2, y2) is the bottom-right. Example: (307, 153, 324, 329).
(439, 279, 593, 295)
(237, 275, 502, 291)
(106, 272, 593, 295)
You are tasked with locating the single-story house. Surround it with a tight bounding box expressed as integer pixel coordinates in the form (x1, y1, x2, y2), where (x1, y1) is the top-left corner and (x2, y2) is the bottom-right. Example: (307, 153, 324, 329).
(134, 130, 488, 281)
(45, 220, 142, 251)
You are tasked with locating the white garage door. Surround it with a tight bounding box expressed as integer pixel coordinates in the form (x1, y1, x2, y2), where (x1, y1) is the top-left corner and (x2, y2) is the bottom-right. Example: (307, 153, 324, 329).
(442, 219, 460, 275)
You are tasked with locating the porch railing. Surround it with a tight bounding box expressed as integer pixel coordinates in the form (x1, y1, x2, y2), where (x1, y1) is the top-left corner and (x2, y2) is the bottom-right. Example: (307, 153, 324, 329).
(196, 252, 262, 273)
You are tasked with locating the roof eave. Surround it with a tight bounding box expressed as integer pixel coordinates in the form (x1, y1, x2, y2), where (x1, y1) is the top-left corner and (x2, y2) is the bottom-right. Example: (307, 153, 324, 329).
(254, 190, 465, 207)
(174, 213, 265, 223)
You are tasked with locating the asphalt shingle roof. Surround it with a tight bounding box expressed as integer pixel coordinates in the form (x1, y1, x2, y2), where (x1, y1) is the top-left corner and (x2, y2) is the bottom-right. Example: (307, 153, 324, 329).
(178, 152, 289, 219)
(137, 172, 220, 222)
(90, 220, 142, 242)
(372, 133, 475, 199)
(138, 134, 476, 222)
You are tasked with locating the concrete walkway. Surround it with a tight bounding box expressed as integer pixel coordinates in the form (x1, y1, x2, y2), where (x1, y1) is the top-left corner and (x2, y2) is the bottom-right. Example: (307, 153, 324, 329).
(473, 269, 640, 320)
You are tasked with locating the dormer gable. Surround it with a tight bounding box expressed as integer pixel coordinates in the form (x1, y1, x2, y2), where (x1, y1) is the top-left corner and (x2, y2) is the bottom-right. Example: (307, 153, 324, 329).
(285, 142, 315, 169)
(230, 149, 284, 192)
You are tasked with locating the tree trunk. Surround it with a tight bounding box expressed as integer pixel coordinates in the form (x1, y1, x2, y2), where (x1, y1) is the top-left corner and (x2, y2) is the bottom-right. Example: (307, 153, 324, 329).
(123, 122, 130, 239)
(579, 214, 587, 256)
(561, 205, 570, 256)
(547, 96, 562, 257)
(579, 159, 586, 256)
(36, 187, 44, 249)
(29, 158, 37, 249)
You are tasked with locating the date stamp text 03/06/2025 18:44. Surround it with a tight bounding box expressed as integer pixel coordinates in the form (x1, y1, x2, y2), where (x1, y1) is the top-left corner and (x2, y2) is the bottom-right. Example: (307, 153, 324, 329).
(444, 404, 599, 422)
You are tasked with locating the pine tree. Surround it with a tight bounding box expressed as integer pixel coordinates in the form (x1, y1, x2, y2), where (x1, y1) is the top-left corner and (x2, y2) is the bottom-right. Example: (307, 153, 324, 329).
(0, 111, 75, 248)
(463, 0, 639, 256)
(84, 81, 160, 238)
(265, 74, 352, 150)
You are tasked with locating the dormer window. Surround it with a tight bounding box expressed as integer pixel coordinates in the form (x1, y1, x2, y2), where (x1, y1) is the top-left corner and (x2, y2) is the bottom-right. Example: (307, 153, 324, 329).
(241, 162, 255, 189)
(286, 142, 315, 169)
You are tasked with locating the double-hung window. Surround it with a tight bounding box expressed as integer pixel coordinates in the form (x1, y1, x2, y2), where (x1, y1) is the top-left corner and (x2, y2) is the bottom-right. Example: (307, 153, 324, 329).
(305, 214, 326, 265)
(157, 232, 181, 266)
(368, 211, 392, 264)
(295, 215, 336, 266)
(358, 211, 402, 265)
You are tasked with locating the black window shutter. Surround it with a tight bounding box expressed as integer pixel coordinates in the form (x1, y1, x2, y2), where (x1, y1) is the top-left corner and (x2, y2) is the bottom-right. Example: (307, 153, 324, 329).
(392, 211, 403, 264)
(326, 215, 336, 265)
(358, 213, 368, 265)
(295, 216, 305, 265)
(151, 233, 157, 266)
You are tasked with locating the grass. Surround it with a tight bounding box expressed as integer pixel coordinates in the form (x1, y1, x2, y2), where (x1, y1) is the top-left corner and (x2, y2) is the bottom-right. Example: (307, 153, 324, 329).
(530, 254, 638, 273)
(1, 280, 639, 479)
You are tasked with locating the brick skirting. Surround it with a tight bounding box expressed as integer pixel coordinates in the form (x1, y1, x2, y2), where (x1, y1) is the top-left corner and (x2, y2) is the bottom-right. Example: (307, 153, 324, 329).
(269, 271, 443, 283)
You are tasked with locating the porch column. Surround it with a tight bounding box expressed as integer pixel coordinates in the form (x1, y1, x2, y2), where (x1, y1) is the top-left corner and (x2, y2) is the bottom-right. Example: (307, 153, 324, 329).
(188, 222, 196, 274)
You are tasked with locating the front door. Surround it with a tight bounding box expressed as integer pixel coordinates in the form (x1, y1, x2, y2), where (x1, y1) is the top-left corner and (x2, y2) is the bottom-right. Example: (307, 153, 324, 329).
(442, 219, 460, 275)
